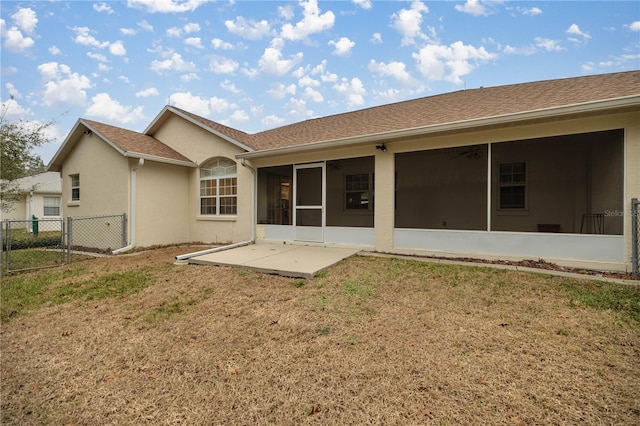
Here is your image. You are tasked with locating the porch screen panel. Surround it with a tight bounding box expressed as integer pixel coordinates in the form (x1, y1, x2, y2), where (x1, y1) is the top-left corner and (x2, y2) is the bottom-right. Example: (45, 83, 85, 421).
(395, 145, 488, 230)
(326, 156, 375, 228)
(491, 130, 623, 235)
(257, 165, 293, 225)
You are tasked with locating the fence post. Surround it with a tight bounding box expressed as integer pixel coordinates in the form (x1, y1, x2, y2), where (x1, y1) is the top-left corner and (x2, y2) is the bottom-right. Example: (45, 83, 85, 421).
(122, 213, 128, 249)
(1, 220, 5, 279)
(632, 198, 639, 277)
(67, 216, 73, 264)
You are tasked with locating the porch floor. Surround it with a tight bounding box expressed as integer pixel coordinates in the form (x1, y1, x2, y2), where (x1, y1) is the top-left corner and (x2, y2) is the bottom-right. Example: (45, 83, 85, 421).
(187, 242, 361, 279)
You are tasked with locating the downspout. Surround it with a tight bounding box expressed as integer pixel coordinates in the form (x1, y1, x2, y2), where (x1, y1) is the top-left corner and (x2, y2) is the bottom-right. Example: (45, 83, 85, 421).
(113, 158, 144, 254)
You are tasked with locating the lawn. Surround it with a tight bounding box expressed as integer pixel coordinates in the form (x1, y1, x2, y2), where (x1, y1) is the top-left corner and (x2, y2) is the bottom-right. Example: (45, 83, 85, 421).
(1, 246, 639, 425)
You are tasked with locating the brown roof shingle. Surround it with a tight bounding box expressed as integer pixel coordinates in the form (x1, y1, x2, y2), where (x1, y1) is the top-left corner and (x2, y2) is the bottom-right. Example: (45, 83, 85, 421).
(83, 119, 194, 164)
(246, 71, 640, 150)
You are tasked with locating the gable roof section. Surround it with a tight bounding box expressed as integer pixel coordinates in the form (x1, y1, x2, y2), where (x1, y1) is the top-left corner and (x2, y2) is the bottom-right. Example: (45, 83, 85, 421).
(145, 106, 255, 152)
(13, 172, 61, 194)
(48, 119, 196, 172)
(240, 70, 640, 156)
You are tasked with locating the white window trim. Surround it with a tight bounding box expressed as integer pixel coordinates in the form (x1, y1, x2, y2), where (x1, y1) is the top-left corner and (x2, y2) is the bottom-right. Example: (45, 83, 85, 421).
(498, 161, 527, 211)
(199, 158, 238, 216)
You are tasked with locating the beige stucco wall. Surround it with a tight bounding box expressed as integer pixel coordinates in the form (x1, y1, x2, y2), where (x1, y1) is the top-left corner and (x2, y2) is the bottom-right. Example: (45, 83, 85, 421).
(152, 114, 252, 244)
(135, 160, 190, 246)
(61, 132, 129, 218)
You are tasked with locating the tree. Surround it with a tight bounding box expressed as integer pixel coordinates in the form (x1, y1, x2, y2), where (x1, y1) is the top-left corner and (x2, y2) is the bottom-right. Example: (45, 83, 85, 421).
(1, 97, 53, 213)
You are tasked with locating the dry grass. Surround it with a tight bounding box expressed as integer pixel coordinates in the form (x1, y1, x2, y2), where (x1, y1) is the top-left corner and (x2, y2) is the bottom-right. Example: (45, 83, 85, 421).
(1, 246, 639, 425)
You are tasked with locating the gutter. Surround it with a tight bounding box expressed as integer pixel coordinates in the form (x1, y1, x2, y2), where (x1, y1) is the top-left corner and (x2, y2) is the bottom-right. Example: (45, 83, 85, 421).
(236, 95, 640, 160)
(113, 158, 144, 254)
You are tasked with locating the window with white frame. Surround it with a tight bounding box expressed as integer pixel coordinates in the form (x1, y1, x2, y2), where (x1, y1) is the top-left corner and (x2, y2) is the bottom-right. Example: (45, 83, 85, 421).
(200, 157, 237, 215)
(345, 173, 373, 210)
(43, 196, 61, 216)
(70, 174, 80, 201)
(499, 162, 527, 210)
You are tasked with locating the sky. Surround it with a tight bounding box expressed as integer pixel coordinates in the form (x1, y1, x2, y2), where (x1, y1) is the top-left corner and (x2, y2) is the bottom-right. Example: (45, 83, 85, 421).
(1, 0, 639, 165)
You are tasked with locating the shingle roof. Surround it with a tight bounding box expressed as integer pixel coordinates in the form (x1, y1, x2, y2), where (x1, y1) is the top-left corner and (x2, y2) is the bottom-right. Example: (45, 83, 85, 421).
(83, 119, 194, 164)
(246, 70, 640, 151)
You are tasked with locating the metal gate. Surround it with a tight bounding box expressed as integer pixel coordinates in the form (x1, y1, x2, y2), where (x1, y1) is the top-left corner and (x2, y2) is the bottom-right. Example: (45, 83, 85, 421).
(1, 213, 127, 274)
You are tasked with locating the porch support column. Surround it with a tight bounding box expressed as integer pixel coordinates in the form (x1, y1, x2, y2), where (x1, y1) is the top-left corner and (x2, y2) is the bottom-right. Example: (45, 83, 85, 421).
(487, 143, 492, 232)
(374, 146, 395, 252)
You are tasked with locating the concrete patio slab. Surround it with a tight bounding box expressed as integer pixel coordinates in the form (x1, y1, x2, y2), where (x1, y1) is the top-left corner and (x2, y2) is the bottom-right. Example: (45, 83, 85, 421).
(187, 243, 361, 278)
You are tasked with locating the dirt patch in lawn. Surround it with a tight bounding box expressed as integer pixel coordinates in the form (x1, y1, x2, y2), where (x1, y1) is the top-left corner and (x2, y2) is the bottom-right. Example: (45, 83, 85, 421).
(2, 246, 639, 425)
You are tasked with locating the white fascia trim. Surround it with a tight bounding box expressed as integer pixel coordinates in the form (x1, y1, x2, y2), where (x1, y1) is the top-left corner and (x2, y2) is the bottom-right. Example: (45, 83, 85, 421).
(159, 106, 255, 153)
(123, 152, 197, 168)
(237, 95, 640, 160)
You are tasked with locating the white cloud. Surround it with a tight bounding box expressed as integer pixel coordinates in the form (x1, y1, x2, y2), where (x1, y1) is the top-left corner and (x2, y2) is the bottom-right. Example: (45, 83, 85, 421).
(138, 20, 154, 32)
(109, 41, 127, 56)
(221, 80, 241, 94)
(1, 19, 35, 52)
(87, 52, 108, 62)
(391, 0, 430, 45)
(150, 53, 197, 74)
(166, 27, 182, 38)
(12, 8, 38, 34)
(268, 83, 297, 99)
(72, 26, 109, 48)
(117, 75, 130, 84)
(169, 92, 231, 116)
(455, 0, 488, 17)
(299, 75, 320, 87)
(262, 115, 286, 127)
(333, 77, 365, 106)
(353, 0, 372, 10)
(413, 41, 496, 84)
(185, 37, 204, 49)
(278, 5, 294, 20)
(258, 38, 303, 75)
(49, 45, 61, 55)
(566, 24, 590, 43)
(181, 73, 200, 82)
(370, 32, 383, 44)
(520, 7, 542, 16)
(212, 38, 234, 50)
(329, 37, 355, 56)
(209, 55, 239, 74)
(135, 87, 159, 98)
(534, 37, 564, 52)
(183, 22, 201, 33)
(280, 0, 335, 41)
(126, 0, 208, 13)
(302, 87, 323, 102)
(630, 21, 640, 32)
(229, 109, 250, 123)
(225, 17, 272, 40)
(37, 62, 92, 107)
(93, 3, 114, 14)
(368, 60, 416, 85)
(121, 28, 137, 36)
(86, 93, 144, 124)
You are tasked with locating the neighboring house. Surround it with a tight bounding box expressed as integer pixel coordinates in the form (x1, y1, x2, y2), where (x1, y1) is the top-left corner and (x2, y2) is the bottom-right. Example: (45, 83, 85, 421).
(1, 172, 63, 229)
(48, 71, 640, 272)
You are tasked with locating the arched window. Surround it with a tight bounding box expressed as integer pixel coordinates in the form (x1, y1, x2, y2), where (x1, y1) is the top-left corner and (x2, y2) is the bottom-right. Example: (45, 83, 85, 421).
(200, 157, 237, 215)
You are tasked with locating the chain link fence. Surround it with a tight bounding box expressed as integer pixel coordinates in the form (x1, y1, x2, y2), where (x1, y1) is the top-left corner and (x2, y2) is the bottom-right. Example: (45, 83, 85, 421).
(1, 213, 126, 274)
(632, 198, 639, 277)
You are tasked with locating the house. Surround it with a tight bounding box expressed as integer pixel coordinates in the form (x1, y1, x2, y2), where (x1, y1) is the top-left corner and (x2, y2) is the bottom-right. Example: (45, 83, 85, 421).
(1, 172, 63, 228)
(48, 71, 640, 271)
